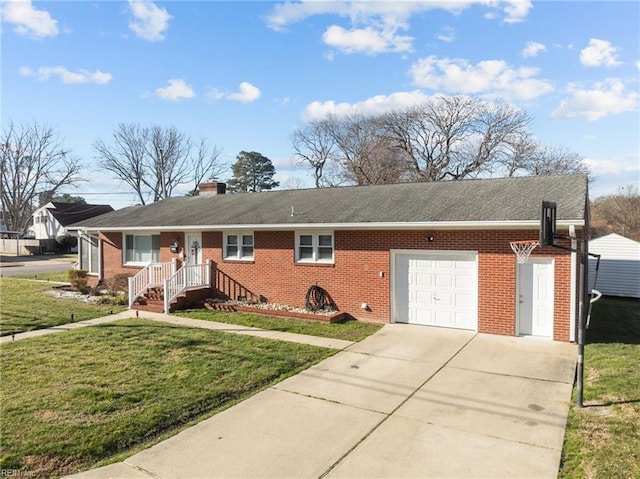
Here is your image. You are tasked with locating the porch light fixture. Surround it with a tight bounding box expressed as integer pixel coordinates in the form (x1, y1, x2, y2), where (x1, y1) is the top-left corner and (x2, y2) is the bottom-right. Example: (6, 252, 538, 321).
(170, 237, 180, 253)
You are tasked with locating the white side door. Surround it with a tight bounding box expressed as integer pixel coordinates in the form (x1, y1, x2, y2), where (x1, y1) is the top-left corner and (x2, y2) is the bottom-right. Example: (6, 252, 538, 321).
(518, 258, 554, 338)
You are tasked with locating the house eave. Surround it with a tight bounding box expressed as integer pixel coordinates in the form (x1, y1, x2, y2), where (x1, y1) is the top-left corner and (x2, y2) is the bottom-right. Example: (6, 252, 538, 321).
(76, 219, 585, 234)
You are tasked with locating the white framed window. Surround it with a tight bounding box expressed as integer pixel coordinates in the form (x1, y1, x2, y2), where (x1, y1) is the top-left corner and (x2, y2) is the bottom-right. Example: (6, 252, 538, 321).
(79, 234, 100, 275)
(296, 231, 334, 263)
(124, 233, 160, 265)
(224, 232, 254, 260)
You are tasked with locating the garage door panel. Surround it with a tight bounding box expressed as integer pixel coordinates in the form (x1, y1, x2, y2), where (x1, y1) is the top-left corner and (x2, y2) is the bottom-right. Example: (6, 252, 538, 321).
(455, 293, 475, 308)
(455, 275, 475, 288)
(394, 252, 478, 331)
(435, 310, 452, 326)
(416, 272, 433, 287)
(435, 273, 454, 288)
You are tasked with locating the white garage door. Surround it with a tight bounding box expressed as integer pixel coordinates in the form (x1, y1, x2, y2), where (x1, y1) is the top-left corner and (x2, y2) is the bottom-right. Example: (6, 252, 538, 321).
(393, 251, 478, 330)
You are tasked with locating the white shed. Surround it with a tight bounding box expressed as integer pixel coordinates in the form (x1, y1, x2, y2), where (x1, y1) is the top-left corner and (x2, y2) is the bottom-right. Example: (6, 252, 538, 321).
(588, 233, 640, 299)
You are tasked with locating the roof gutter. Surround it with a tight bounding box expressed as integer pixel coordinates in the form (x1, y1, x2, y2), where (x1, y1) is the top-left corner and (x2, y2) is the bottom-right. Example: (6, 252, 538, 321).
(76, 219, 585, 234)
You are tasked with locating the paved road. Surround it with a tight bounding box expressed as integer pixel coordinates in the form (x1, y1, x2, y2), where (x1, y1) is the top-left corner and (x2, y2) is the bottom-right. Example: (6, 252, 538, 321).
(0, 255, 76, 278)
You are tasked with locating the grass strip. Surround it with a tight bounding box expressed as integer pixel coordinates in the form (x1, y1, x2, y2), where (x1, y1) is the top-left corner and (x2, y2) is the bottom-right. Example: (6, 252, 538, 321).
(559, 297, 640, 479)
(177, 308, 383, 342)
(0, 318, 334, 477)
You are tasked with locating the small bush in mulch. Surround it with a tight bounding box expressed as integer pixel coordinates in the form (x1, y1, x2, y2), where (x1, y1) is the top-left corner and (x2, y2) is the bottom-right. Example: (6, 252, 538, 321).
(96, 293, 128, 306)
(104, 273, 132, 296)
(67, 270, 89, 294)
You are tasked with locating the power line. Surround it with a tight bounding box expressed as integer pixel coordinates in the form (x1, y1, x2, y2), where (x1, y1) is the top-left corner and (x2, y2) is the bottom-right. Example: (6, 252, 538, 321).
(57, 192, 136, 195)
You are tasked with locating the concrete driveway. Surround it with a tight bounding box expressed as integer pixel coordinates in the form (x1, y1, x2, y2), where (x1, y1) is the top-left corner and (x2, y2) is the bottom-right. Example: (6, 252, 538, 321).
(67, 324, 576, 479)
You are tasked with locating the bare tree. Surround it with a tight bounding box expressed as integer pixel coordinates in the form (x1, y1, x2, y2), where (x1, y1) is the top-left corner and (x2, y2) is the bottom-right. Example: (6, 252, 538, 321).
(94, 123, 147, 204)
(323, 114, 406, 185)
(1, 121, 81, 233)
(292, 117, 339, 187)
(520, 144, 590, 178)
(592, 185, 640, 240)
(293, 95, 588, 186)
(191, 137, 225, 194)
(385, 96, 534, 181)
(94, 123, 224, 204)
(146, 126, 191, 202)
(281, 176, 304, 190)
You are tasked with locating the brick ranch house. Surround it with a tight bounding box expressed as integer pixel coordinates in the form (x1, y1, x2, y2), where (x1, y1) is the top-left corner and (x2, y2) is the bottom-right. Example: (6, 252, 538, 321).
(72, 174, 590, 342)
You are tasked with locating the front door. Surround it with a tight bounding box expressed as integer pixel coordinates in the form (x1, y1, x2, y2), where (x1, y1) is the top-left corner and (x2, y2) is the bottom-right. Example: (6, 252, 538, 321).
(517, 258, 554, 338)
(185, 233, 202, 285)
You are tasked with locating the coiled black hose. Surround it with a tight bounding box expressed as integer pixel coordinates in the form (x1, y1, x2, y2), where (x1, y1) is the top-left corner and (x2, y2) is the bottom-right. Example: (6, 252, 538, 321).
(305, 285, 330, 312)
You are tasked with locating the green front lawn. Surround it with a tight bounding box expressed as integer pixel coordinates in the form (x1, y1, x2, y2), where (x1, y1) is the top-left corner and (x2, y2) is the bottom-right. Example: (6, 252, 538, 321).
(177, 308, 383, 342)
(559, 297, 640, 479)
(8, 271, 72, 282)
(0, 278, 126, 336)
(0, 319, 334, 477)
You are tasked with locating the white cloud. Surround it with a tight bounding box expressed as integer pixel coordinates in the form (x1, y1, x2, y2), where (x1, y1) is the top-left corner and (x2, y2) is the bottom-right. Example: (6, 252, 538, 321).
(436, 26, 455, 43)
(583, 156, 640, 176)
(302, 90, 432, 121)
(522, 41, 546, 58)
(322, 24, 412, 55)
(128, 0, 172, 42)
(409, 55, 553, 101)
(266, 1, 531, 56)
(155, 79, 195, 101)
(207, 82, 262, 103)
(551, 78, 638, 121)
(274, 96, 290, 106)
(266, 1, 532, 31)
(501, 0, 532, 24)
(207, 88, 224, 101)
(226, 82, 261, 103)
(1, 0, 59, 38)
(20, 65, 112, 84)
(580, 39, 622, 68)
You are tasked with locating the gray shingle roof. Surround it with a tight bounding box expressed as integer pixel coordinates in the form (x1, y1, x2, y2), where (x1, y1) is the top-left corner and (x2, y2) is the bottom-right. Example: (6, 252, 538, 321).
(72, 174, 587, 230)
(49, 203, 114, 227)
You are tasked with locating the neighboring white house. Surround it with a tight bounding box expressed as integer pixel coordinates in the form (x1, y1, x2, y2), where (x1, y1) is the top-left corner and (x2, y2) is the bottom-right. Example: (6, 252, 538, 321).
(589, 233, 640, 299)
(30, 202, 114, 241)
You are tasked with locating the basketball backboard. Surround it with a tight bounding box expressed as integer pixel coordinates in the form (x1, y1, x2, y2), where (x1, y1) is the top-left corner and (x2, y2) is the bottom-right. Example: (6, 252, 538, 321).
(540, 201, 557, 246)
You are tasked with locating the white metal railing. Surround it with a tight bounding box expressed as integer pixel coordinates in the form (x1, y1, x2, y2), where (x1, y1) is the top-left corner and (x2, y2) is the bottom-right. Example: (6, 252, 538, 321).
(128, 261, 175, 308)
(163, 260, 212, 313)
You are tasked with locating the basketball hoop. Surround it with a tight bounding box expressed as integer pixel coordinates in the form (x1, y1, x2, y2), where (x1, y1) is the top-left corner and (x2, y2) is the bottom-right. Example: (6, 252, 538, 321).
(510, 240, 539, 264)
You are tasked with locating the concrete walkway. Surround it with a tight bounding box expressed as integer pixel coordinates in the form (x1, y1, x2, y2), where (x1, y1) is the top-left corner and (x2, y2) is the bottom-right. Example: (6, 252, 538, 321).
(0, 311, 354, 350)
(65, 324, 577, 479)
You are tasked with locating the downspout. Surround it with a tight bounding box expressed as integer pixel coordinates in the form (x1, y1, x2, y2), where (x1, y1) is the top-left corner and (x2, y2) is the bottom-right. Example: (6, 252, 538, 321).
(98, 234, 103, 282)
(77, 231, 83, 269)
(569, 225, 578, 343)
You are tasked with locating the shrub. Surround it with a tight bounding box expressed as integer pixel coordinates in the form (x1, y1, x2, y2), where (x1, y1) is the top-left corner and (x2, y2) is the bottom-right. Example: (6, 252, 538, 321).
(96, 293, 128, 306)
(68, 269, 89, 294)
(105, 274, 131, 296)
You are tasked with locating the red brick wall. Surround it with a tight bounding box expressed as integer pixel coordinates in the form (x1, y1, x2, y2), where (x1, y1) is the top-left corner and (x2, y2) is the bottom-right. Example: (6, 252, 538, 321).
(98, 228, 575, 341)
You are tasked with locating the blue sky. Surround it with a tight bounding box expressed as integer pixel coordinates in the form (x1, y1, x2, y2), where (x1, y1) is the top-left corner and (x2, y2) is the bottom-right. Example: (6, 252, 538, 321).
(2, 0, 639, 209)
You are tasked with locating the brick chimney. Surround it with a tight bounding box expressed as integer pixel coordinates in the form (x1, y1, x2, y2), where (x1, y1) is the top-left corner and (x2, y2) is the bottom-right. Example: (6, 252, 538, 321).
(198, 181, 226, 196)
